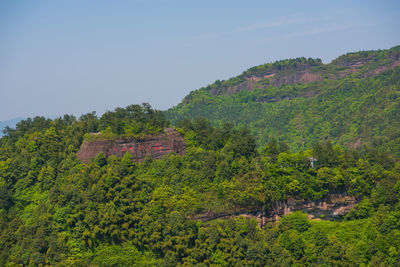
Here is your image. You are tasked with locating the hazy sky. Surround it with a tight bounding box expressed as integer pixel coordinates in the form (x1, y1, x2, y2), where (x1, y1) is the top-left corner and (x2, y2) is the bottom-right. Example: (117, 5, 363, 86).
(1, 0, 399, 120)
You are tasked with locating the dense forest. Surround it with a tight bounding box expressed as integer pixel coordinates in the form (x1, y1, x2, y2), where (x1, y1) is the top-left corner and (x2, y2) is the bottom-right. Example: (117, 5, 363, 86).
(1, 102, 400, 266)
(166, 46, 400, 157)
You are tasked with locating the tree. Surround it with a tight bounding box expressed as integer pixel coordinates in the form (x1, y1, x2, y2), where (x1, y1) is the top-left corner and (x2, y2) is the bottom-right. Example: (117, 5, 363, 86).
(95, 152, 107, 167)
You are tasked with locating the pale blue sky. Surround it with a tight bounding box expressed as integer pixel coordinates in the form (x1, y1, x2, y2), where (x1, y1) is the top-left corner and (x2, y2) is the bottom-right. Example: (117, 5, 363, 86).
(0, 0, 399, 120)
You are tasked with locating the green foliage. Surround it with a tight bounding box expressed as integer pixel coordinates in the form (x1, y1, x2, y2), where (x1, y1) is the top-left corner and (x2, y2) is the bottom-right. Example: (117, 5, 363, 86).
(94, 152, 107, 167)
(0, 112, 399, 265)
(278, 212, 310, 232)
(83, 103, 169, 140)
(91, 243, 161, 266)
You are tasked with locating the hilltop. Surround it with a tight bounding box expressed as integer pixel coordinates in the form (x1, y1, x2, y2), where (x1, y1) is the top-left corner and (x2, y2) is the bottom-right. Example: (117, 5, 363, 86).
(167, 46, 400, 156)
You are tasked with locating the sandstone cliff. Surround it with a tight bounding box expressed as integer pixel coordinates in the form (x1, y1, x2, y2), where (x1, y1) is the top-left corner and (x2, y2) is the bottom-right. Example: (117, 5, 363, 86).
(77, 128, 186, 163)
(193, 193, 357, 227)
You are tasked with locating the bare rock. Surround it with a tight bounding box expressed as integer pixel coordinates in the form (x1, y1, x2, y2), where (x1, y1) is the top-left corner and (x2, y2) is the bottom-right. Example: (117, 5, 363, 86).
(77, 128, 186, 163)
(192, 193, 357, 227)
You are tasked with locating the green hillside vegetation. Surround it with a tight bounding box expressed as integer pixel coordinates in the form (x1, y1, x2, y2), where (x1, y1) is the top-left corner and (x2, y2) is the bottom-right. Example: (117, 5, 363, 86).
(84, 103, 169, 140)
(1, 107, 400, 265)
(166, 46, 400, 156)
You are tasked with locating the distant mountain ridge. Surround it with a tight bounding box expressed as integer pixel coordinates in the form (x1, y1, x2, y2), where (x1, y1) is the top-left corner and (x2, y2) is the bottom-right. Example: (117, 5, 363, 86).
(166, 45, 400, 155)
(182, 46, 400, 99)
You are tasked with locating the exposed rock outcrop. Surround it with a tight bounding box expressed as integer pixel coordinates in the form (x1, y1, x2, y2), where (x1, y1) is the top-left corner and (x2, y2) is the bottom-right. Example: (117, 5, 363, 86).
(223, 69, 323, 96)
(77, 128, 186, 163)
(193, 193, 357, 227)
(205, 48, 400, 97)
(260, 193, 357, 225)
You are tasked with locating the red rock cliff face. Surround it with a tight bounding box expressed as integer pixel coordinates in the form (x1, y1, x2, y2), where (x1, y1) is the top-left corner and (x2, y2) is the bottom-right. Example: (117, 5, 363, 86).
(77, 128, 186, 163)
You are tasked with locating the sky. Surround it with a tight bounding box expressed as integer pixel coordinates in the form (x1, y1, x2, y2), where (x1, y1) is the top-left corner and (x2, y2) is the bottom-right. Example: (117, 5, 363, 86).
(0, 0, 399, 121)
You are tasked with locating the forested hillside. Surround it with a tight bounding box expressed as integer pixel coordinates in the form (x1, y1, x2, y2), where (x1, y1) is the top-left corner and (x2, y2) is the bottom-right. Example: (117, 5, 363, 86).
(1, 103, 400, 265)
(166, 46, 400, 156)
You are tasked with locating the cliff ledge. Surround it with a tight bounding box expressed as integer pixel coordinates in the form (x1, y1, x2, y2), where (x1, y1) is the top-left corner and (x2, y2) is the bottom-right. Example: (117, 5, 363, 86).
(77, 128, 186, 162)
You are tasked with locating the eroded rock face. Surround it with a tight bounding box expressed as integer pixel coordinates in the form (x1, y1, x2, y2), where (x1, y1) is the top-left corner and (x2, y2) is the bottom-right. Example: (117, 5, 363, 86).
(207, 49, 400, 97)
(220, 70, 323, 96)
(193, 193, 357, 227)
(77, 128, 186, 163)
(260, 193, 357, 225)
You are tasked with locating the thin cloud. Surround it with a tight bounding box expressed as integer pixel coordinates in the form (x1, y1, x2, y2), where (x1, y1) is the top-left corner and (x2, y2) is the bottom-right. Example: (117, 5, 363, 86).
(282, 24, 355, 39)
(236, 16, 314, 32)
(254, 20, 381, 45)
(187, 16, 377, 45)
(189, 15, 323, 42)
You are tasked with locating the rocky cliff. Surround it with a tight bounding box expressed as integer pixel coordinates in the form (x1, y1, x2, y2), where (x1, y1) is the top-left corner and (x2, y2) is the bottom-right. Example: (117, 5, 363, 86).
(193, 193, 357, 227)
(205, 47, 400, 96)
(77, 128, 186, 163)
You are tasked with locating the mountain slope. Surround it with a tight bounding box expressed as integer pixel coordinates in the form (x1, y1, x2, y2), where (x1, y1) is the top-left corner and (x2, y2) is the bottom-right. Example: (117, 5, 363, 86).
(166, 46, 400, 155)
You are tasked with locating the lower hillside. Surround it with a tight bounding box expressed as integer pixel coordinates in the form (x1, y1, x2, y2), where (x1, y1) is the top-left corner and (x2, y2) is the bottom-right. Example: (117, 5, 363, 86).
(1, 109, 400, 266)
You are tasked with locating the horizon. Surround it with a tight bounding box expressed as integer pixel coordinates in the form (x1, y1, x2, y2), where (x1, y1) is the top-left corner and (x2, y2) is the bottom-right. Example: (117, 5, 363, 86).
(1, 0, 400, 121)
